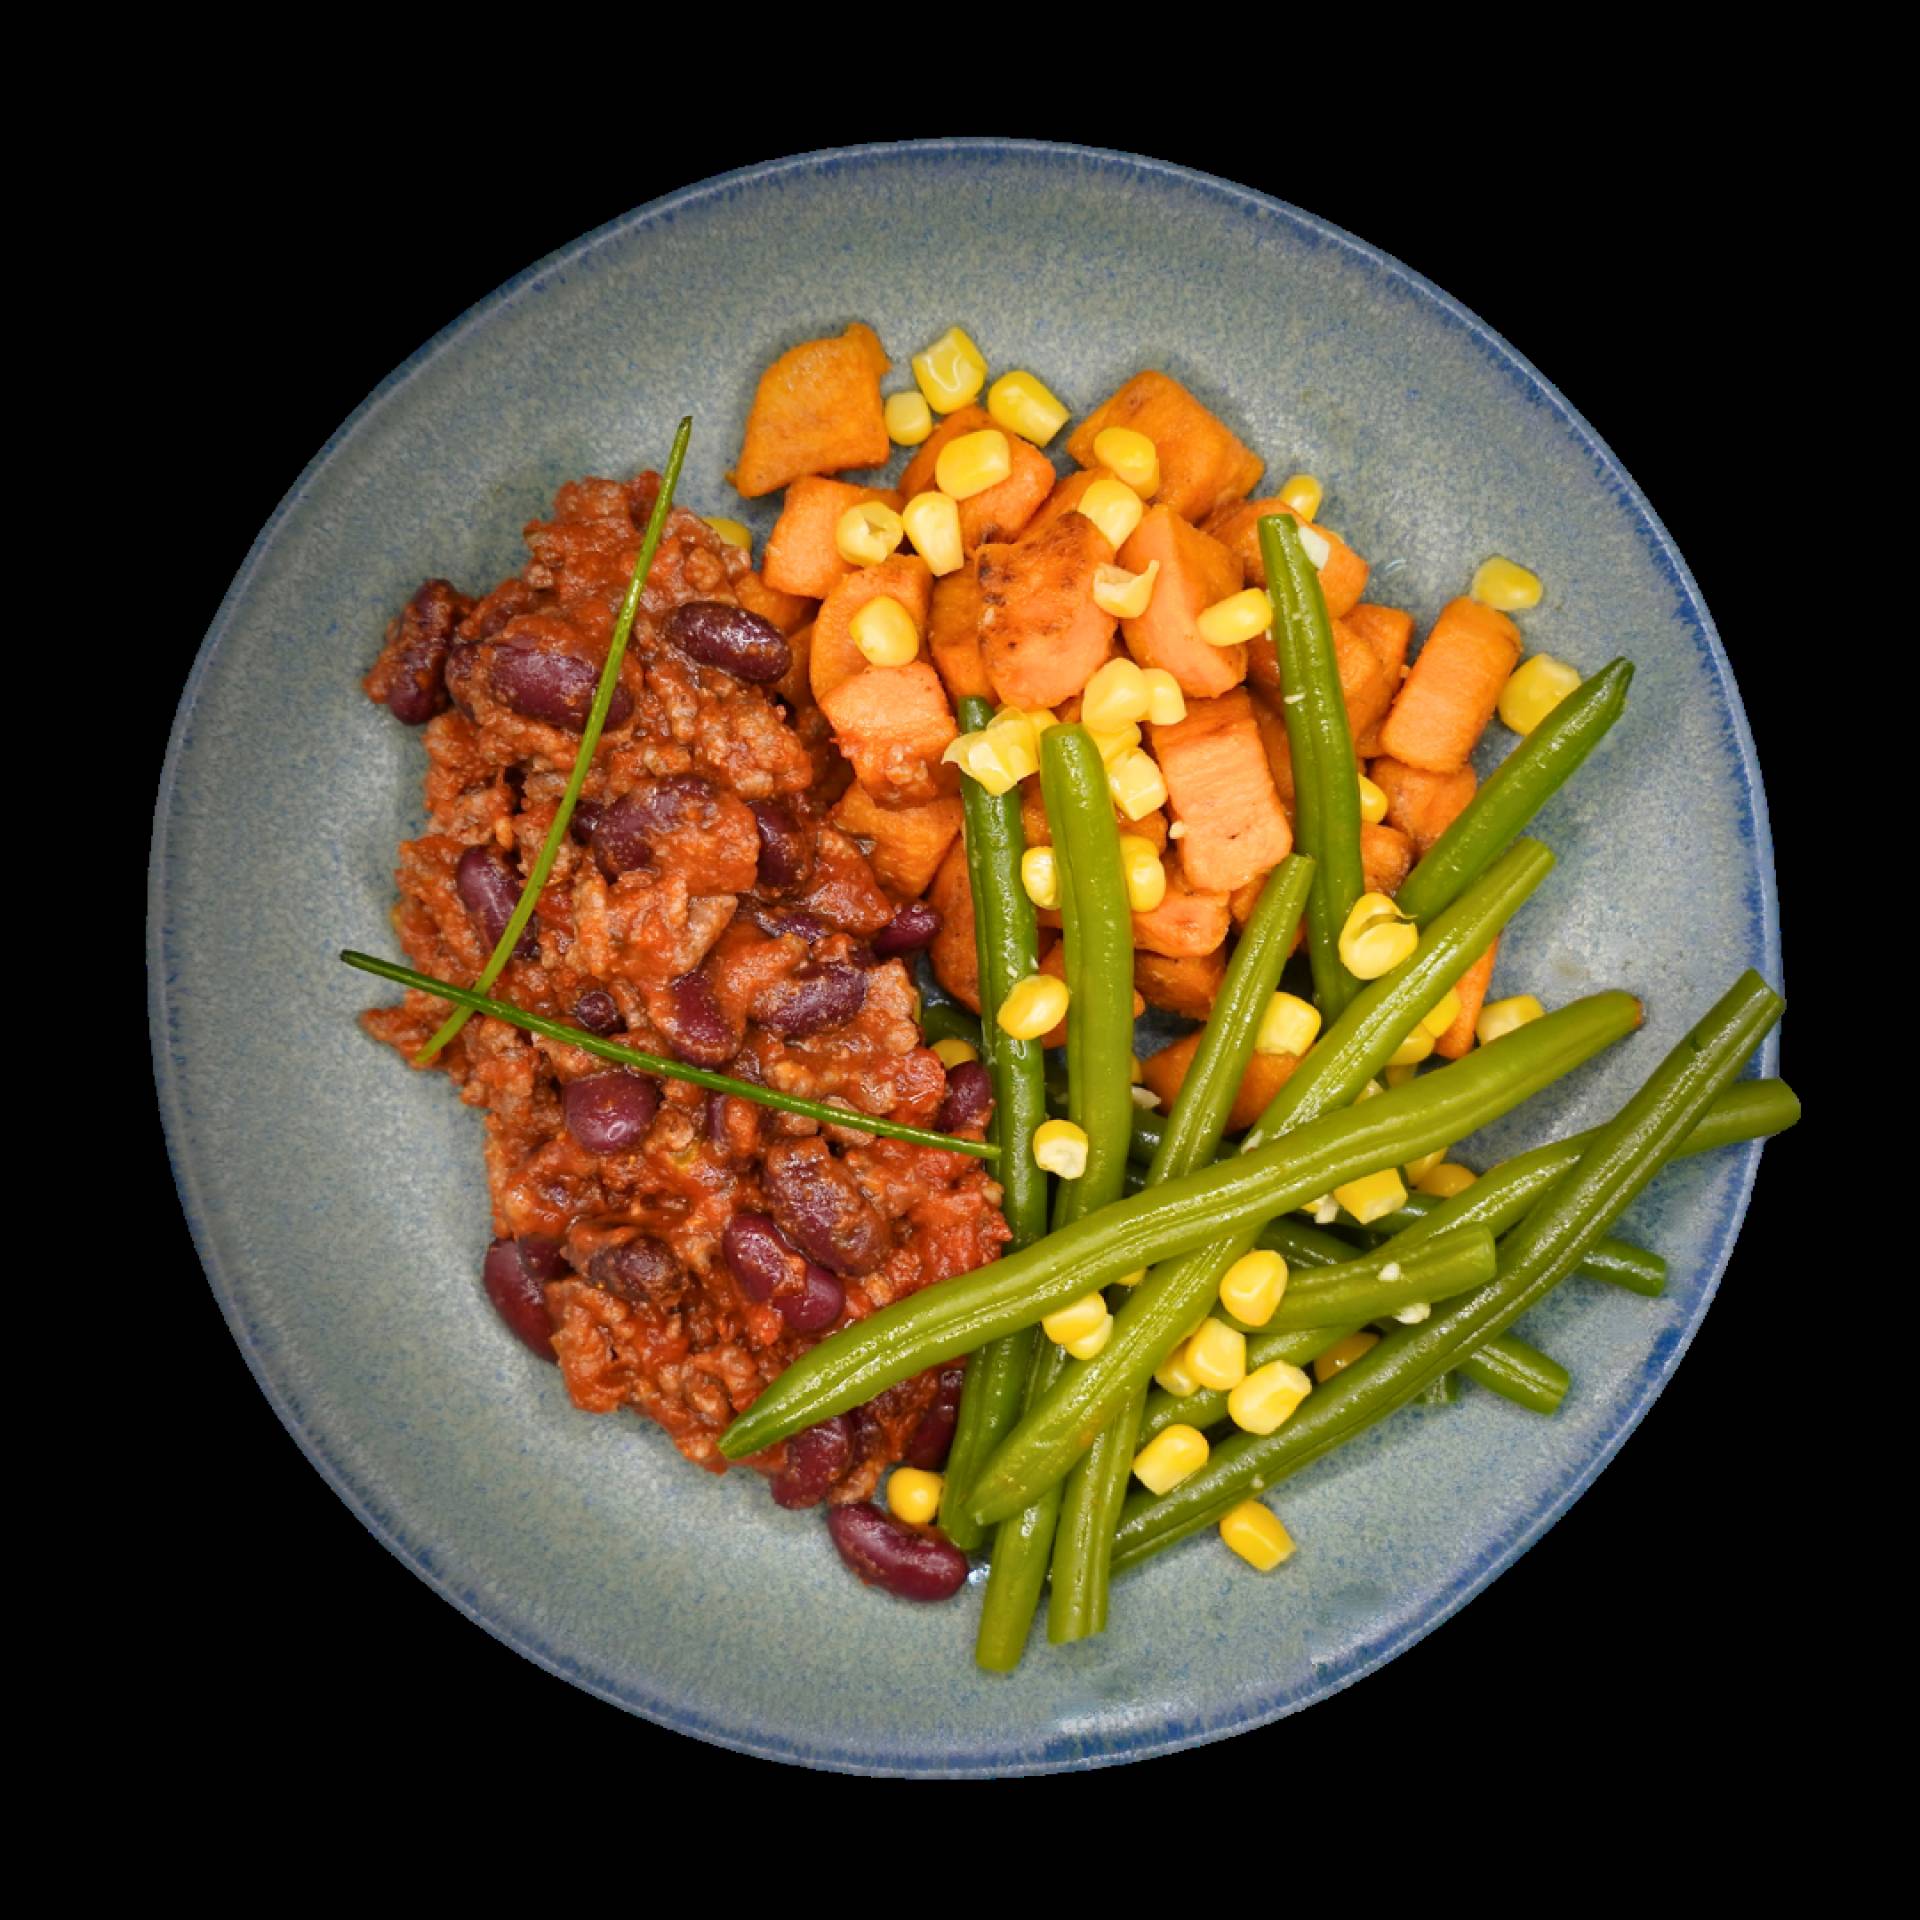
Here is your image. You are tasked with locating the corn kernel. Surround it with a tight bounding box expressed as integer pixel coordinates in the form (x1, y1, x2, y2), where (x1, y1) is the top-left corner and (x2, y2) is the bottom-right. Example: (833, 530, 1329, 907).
(1471, 555, 1543, 612)
(1421, 987, 1463, 1038)
(1089, 560, 1159, 621)
(1087, 720, 1142, 765)
(1092, 426, 1160, 497)
(998, 972, 1069, 1041)
(1154, 1343, 1200, 1397)
(1314, 1330, 1380, 1382)
(1130, 1055, 1145, 1084)
(884, 390, 934, 447)
(1278, 473, 1324, 522)
(1082, 656, 1152, 731)
(1404, 1146, 1448, 1184)
(1042, 1290, 1109, 1348)
(985, 708, 1043, 780)
(1256, 991, 1322, 1059)
(1383, 1062, 1420, 1089)
(1358, 773, 1389, 824)
(986, 369, 1070, 446)
(1219, 1249, 1289, 1328)
(935, 429, 1012, 501)
(1066, 1314, 1113, 1360)
(1020, 845, 1060, 910)
(911, 326, 987, 415)
(1499, 654, 1582, 735)
(1076, 475, 1145, 549)
(1339, 893, 1418, 979)
(703, 516, 752, 550)
(1187, 1317, 1247, 1391)
(1140, 667, 1187, 725)
(1133, 1424, 1210, 1495)
(849, 594, 920, 667)
(1220, 1501, 1295, 1570)
(901, 490, 964, 576)
(1196, 586, 1274, 648)
(941, 729, 1020, 795)
(835, 500, 905, 567)
(1228, 1359, 1313, 1435)
(887, 1466, 944, 1525)
(1033, 1117, 1089, 1177)
(1417, 1162, 1478, 1198)
(1388, 1026, 1436, 1067)
(1113, 1266, 1147, 1287)
(1108, 748, 1168, 820)
(1118, 835, 1167, 912)
(1477, 994, 1546, 1047)
(1332, 1164, 1408, 1225)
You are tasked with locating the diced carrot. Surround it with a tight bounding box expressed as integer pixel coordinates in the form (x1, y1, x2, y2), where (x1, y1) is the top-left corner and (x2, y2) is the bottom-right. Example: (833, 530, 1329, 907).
(1065, 371, 1264, 523)
(810, 554, 935, 703)
(1343, 602, 1414, 682)
(1369, 755, 1479, 854)
(927, 840, 980, 1012)
(1131, 855, 1231, 958)
(1149, 688, 1293, 894)
(1135, 949, 1224, 1021)
(817, 661, 959, 807)
(830, 782, 964, 900)
(773, 621, 813, 712)
(1377, 597, 1522, 773)
(1037, 938, 1144, 1047)
(1142, 1030, 1300, 1133)
(1434, 939, 1499, 1059)
(1361, 821, 1416, 897)
(729, 322, 890, 499)
(977, 513, 1118, 711)
(1203, 498, 1369, 617)
(1019, 469, 1103, 543)
(927, 559, 994, 703)
(899, 404, 1055, 551)
(1115, 506, 1246, 698)
(763, 477, 905, 600)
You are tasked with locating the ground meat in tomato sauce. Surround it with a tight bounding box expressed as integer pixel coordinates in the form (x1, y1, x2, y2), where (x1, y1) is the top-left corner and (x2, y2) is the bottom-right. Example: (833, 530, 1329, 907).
(362, 472, 1008, 1500)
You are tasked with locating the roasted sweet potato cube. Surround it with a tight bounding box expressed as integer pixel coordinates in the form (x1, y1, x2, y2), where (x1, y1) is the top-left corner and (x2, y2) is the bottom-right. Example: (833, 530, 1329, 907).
(810, 554, 934, 704)
(817, 661, 959, 807)
(1066, 371, 1264, 522)
(977, 513, 1118, 711)
(830, 782, 964, 900)
(1149, 689, 1293, 895)
(764, 477, 905, 600)
(1116, 506, 1246, 699)
(927, 558, 994, 703)
(730, 322, 890, 499)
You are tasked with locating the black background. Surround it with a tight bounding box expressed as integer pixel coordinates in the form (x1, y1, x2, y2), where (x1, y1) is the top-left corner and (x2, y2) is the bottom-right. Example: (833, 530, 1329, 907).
(146, 135, 1805, 1789)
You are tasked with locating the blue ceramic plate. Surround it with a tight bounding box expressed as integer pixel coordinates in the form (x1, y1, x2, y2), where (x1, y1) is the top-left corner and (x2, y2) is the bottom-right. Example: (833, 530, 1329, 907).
(150, 142, 1778, 1774)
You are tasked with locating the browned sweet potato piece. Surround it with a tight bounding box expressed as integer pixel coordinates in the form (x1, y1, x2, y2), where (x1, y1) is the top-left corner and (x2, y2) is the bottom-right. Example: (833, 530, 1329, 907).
(1435, 939, 1499, 1058)
(1205, 498, 1369, 618)
(1066, 371, 1263, 522)
(1116, 507, 1246, 698)
(1149, 689, 1293, 895)
(733, 569, 816, 642)
(810, 554, 935, 704)
(1370, 755, 1479, 854)
(763, 477, 905, 600)
(927, 839, 980, 1011)
(730, 323, 890, 499)
(1377, 598, 1522, 773)
(1361, 820, 1416, 898)
(818, 661, 959, 807)
(927, 558, 994, 702)
(1131, 856, 1231, 958)
(977, 513, 1117, 711)
(830, 782, 964, 900)
(1019, 469, 1103, 543)
(1135, 949, 1225, 1020)
(899, 405, 1055, 551)
(1038, 937, 1144, 1047)
(1142, 1030, 1300, 1133)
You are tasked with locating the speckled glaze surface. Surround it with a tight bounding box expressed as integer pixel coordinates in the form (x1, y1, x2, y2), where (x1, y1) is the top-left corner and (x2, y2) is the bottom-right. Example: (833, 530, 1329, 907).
(150, 143, 1778, 1774)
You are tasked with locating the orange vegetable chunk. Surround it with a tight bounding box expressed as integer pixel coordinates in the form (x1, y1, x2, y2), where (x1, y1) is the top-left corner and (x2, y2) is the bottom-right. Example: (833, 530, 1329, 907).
(1150, 688, 1293, 895)
(1142, 1030, 1300, 1133)
(817, 661, 959, 808)
(763, 477, 905, 600)
(1131, 855, 1231, 958)
(1115, 506, 1247, 698)
(1066, 371, 1264, 522)
(1204, 498, 1369, 617)
(899, 404, 1056, 551)
(730, 322, 890, 499)
(977, 513, 1118, 711)
(810, 554, 934, 704)
(830, 782, 964, 900)
(1369, 755, 1479, 854)
(1135, 949, 1225, 1020)
(1377, 597, 1523, 773)
(927, 558, 994, 702)
(1435, 939, 1500, 1059)
(927, 839, 980, 1011)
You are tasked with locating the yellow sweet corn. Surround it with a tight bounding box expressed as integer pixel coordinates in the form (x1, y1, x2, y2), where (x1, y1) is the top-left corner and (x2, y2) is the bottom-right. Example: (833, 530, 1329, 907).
(1388, 1026, 1436, 1067)
(1358, 773, 1389, 824)
(883, 390, 934, 447)
(1314, 1330, 1380, 1382)
(1417, 1162, 1478, 1198)
(835, 500, 905, 567)
(1499, 654, 1582, 734)
(1339, 893, 1418, 979)
(1383, 1062, 1420, 1089)
(1092, 425, 1160, 496)
(1186, 1317, 1248, 1391)
(1228, 1359, 1313, 1435)
(932, 1036, 978, 1069)
(1033, 1117, 1089, 1178)
(1154, 1342, 1200, 1397)
(998, 972, 1069, 1039)
(1108, 748, 1167, 820)
(1219, 1249, 1289, 1328)
(1118, 835, 1168, 912)
(1091, 560, 1159, 620)
(941, 729, 1019, 795)
(1421, 987, 1463, 1038)
(1277, 473, 1323, 522)
(1140, 667, 1187, 725)
(1020, 845, 1060, 910)
(1076, 475, 1145, 549)
(887, 1467, 943, 1525)
(1470, 555, 1543, 612)
(1087, 721, 1142, 765)
(1256, 992, 1322, 1059)
(1196, 587, 1274, 648)
(1404, 1146, 1448, 1184)
(1477, 994, 1546, 1046)
(1219, 1501, 1295, 1570)
(1133, 1424, 1210, 1495)
(703, 516, 752, 550)
(911, 326, 987, 414)
(986, 369, 1069, 446)
(1042, 1290, 1109, 1349)
(901, 490, 964, 576)
(1082, 656, 1152, 731)
(985, 707, 1044, 780)
(935, 429, 1012, 501)
(849, 595, 920, 667)
(1332, 1164, 1408, 1225)
(1113, 1267, 1147, 1287)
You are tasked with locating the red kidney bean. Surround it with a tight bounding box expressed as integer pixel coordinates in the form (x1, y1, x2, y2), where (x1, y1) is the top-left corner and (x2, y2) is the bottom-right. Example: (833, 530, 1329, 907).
(593, 775, 729, 876)
(722, 1210, 798, 1302)
(455, 846, 539, 959)
(443, 640, 481, 719)
(561, 1071, 660, 1154)
(871, 901, 941, 958)
(570, 989, 623, 1035)
(904, 1365, 968, 1472)
(514, 1234, 570, 1282)
(776, 1264, 845, 1334)
(589, 1235, 685, 1307)
(826, 1504, 969, 1601)
(664, 600, 791, 684)
(569, 800, 603, 847)
(386, 578, 466, 725)
(937, 1060, 994, 1134)
(751, 962, 869, 1039)
(747, 905, 833, 943)
(489, 645, 634, 731)
(769, 1416, 853, 1510)
(750, 801, 812, 893)
(658, 971, 738, 1067)
(481, 1238, 557, 1361)
(762, 1139, 890, 1277)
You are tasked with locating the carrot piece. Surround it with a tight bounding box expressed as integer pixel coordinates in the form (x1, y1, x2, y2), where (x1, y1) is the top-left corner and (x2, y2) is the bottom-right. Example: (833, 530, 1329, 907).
(729, 322, 890, 499)
(734, 568, 816, 639)
(1368, 755, 1480, 854)
(1065, 371, 1264, 523)
(1377, 597, 1523, 773)
(1115, 506, 1247, 698)
(927, 559, 994, 702)
(927, 839, 981, 1012)
(1019, 469, 1103, 543)
(830, 782, 964, 900)
(763, 477, 905, 600)
(1149, 688, 1293, 894)
(810, 554, 935, 703)
(1142, 1030, 1301, 1133)
(1204, 498, 1369, 617)
(1360, 820, 1416, 898)
(1130, 855, 1231, 958)
(977, 513, 1118, 711)
(899, 404, 1054, 551)
(1135, 948, 1225, 1021)
(817, 661, 959, 807)
(1037, 938, 1144, 1047)
(1434, 939, 1499, 1059)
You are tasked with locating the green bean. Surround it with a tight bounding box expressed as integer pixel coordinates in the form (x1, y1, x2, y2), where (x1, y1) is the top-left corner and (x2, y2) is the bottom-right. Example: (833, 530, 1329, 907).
(919, 1000, 984, 1053)
(977, 725, 1135, 1670)
(960, 839, 1557, 1523)
(1261, 514, 1364, 1021)
(1395, 659, 1634, 926)
(939, 695, 1049, 1553)
(1415, 1373, 1460, 1408)
(1248, 1224, 1497, 1332)
(1110, 969, 1784, 1572)
(1047, 855, 1313, 1646)
(717, 991, 1642, 1463)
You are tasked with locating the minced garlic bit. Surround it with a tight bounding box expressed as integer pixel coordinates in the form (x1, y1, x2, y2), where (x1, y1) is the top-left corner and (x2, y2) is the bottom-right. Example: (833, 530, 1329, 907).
(1392, 1301, 1431, 1325)
(1380, 1261, 1402, 1282)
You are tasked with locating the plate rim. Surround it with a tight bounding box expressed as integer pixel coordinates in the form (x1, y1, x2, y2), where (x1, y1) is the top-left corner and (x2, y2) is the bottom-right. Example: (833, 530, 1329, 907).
(148, 138, 1780, 1775)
